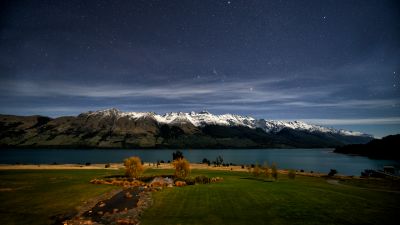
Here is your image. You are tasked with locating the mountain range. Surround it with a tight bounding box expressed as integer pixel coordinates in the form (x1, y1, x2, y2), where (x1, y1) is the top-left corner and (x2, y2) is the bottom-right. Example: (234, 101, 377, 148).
(0, 108, 373, 149)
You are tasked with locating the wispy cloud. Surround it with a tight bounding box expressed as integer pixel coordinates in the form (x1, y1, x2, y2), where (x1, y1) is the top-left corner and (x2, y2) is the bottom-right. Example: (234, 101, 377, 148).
(301, 117, 400, 125)
(1, 77, 397, 113)
(282, 99, 399, 109)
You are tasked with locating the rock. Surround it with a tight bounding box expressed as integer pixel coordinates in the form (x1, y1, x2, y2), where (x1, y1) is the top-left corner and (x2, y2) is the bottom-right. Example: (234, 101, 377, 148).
(99, 202, 106, 207)
(125, 192, 133, 198)
(175, 181, 186, 187)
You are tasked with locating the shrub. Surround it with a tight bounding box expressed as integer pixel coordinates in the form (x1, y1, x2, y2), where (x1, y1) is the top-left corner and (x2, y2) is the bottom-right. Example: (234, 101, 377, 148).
(124, 156, 144, 178)
(195, 175, 210, 184)
(210, 177, 224, 182)
(253, 163, 261, 177)
(328, 169, 338, 177)
(263, 162, 270, 178)
(172, 150, 184, 160)
(172, 158, 190, 178)
(288, 169, 296, 179)
(247, 165, 252, 174)
(185, 178, 195, 185)
(215, 155, 223, 166)
(271, 162, 278, 180)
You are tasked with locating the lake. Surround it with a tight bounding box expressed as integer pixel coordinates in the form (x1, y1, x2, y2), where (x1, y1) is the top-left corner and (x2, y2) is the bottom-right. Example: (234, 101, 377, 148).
(0, 148, 399, 176)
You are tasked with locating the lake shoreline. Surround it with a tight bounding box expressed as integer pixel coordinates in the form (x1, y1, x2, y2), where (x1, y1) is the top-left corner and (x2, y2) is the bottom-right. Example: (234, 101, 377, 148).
(1, 148, 398, 176)
(0, 163, 343, 178)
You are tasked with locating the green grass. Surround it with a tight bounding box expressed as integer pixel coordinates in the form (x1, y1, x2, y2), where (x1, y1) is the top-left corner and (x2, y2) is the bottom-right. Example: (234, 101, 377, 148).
(141, 169, 400, 225)
(0, 169, 120, 225)
(0, 169, 399, 225)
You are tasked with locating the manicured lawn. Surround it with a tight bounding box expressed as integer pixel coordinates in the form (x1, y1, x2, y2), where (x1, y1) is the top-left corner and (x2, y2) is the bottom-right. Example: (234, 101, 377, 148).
(0, 169, 120, 225)
(141, 169, 400, 225)
(0, 168, 399, 225)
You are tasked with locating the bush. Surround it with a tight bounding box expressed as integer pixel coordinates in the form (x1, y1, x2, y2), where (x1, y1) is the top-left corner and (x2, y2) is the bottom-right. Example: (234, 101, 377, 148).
(271, 163, 278, 180)
(185, 178, 196, 185)
(210, 177, 224, 182)
(263, 162, 270, 178)
(253, 163, 261, 177)
(328, 169, 338, 177)
(172, 150, 184, 160)
(247, 165, 252, 174)
(288, 169, 296, 179)
(215, 155, 223, 166)
(124, 156, 144, 178)
(172, 158, 190, 178)
(195, 175, 210, 184)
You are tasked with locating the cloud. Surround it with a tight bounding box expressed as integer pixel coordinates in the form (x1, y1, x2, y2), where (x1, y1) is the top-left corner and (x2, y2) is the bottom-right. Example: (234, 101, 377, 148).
(301, 117, 400, 125)
(282, 99, 399, 109)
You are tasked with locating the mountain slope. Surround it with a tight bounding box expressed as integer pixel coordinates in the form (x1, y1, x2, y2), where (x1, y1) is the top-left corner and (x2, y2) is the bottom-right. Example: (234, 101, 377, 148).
(0, 108, 373, 149)
(334, 134, 400, 159)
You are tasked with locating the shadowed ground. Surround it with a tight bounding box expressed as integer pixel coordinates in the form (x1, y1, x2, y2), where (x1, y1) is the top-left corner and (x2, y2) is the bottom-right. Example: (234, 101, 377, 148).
(0, 168, 399, 225)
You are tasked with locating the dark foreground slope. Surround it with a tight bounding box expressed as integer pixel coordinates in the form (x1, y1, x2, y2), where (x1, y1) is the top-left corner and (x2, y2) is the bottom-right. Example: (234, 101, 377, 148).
(0, 113, 372, 149)
(334, 134, 400, 159)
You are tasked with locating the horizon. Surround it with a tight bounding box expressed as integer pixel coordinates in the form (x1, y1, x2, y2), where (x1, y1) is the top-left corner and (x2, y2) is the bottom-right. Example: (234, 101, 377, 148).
(1, 0, 399, 138)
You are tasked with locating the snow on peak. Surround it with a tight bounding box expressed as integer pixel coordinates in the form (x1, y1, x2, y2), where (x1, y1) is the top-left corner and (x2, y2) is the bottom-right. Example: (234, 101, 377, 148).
(80, 108, 369, 137)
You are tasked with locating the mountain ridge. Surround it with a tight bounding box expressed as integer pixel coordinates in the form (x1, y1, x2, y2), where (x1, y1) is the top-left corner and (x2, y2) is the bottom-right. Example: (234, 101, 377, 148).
(0, 108, 374, 149)
(79, 108, 371, 137)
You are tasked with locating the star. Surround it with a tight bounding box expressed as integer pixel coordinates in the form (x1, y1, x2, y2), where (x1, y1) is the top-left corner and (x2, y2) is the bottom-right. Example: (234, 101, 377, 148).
(227, 1, 231, 5)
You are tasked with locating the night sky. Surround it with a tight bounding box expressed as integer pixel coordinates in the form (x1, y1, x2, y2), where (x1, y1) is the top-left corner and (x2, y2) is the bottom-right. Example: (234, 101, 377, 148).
(0, 0, 399, 137)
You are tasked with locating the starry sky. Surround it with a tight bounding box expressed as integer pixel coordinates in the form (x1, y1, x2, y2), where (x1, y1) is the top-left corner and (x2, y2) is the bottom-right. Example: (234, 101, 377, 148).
(0, 0, 399, 137)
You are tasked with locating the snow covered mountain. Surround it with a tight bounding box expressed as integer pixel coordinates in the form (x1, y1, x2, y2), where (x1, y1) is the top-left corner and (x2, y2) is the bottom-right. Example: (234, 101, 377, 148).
(82, 108, 371, 138)
(0, 108, 373, 149)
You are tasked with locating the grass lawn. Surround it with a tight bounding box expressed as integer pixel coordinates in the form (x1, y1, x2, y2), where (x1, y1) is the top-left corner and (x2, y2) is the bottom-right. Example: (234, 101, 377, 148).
(0, 168, 399, 225)
(0, 169, 120, 225)
(141, 169, 400, 225)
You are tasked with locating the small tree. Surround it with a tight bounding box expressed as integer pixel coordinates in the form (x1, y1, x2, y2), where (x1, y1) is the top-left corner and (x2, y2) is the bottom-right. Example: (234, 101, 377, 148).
(288, 169, 296, 179)
(271, 162, 278, 180)
(328, 169, 338, 177)
(253, 163, 261, 177)
(263, 162, 270, 178)
(124, 156, 144, 178)
(247, 165, 252, 174)
(215, 155, 223, 166)
(172, 150, 184, 160)
(172, 158, 190, 178)
(202, 158, 210, 166)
